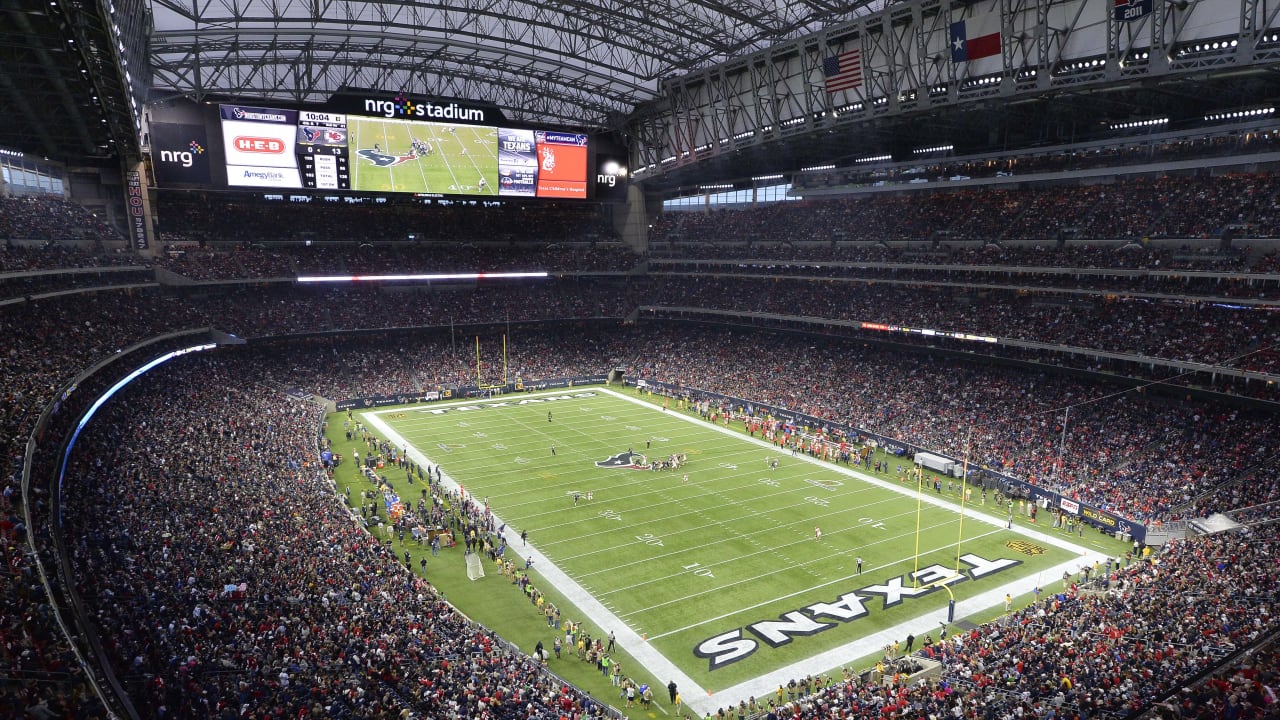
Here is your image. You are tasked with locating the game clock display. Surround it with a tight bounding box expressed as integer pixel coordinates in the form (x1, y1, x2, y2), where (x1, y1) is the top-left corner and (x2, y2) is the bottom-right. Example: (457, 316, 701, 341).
(296, 111, 351, 190)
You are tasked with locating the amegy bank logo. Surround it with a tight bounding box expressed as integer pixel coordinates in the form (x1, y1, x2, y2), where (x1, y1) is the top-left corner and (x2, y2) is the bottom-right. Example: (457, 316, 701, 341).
(692, 553, 1021, 670)
(236, 169, 286, 183)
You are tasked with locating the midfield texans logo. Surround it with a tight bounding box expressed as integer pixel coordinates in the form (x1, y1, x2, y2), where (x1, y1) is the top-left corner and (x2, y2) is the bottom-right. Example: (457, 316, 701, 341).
(595, 451, 651, 470)
(356, 148, 418, 167)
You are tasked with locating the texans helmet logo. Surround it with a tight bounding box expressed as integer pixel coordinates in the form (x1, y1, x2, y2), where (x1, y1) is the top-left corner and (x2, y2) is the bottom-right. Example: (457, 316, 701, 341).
(595, 451, 651, 470)
(301, 127, 347, 144)
(357, 148, 417, 167)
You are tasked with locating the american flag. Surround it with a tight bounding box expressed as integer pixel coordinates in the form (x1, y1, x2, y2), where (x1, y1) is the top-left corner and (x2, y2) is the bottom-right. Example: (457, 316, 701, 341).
(822, 49, 862, 93)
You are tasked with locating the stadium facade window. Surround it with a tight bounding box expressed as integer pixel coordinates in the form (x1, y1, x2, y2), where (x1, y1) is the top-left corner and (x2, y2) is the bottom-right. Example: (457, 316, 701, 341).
(0, 156, 66, 197)
(662, 182, 795, 211)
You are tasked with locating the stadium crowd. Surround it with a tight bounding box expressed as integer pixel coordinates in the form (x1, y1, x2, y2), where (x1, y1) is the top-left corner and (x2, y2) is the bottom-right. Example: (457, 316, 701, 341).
(649, 256, 1280, 301)
(744, 524, 1278, 720)
(29, 336, 1279, 720)
(56, 355, 611, 719)
(652, 174, 1280, 244)
(627, 326, 1279, 521)
(3, 178, 1279, 719)
(152, 241, 639, 281)
(647, 238, 1271, 271)
(0, 197, 122, 246)
(641, 276, 1280, 369)
(153, 193, 619, 247)
(791, 131, 1280, 191)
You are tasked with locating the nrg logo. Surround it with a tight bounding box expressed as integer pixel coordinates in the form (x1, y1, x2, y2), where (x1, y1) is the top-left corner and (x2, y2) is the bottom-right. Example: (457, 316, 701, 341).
(597, 159, 627, 188)
(159, 140, 206, 168)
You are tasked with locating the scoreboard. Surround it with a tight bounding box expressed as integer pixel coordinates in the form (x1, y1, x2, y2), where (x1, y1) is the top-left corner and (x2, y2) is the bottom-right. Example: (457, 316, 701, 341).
(296, 111, 351, 190)
(220, 105, 352, 190)
(147, 95, 626, 201)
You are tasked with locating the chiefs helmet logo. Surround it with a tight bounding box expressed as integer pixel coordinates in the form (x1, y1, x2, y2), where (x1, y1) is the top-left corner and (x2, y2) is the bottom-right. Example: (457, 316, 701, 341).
(595, 452, 651, 470)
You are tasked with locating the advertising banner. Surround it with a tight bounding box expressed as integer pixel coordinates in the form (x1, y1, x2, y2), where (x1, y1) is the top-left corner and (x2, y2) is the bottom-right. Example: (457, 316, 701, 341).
(150, 122, 212, 185)
(125, 170, 149, 250)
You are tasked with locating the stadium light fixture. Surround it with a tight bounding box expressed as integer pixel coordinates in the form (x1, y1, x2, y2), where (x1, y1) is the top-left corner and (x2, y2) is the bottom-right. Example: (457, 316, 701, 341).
(856, 154, 892, 163)
(800, 164, 836, 172)
(913, 144, 954, 155)
(1203, 107, 1274, 122)
(752, 173, 784, 181)
(1109, 117, 1168, 130)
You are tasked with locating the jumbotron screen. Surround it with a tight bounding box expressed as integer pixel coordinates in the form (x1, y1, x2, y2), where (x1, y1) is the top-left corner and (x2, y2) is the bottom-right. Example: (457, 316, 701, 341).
(148, 94, 625, 201)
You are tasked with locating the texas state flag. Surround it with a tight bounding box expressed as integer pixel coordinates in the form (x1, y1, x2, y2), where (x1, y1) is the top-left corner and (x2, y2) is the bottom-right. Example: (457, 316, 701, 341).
(950, 11, 1002, 62)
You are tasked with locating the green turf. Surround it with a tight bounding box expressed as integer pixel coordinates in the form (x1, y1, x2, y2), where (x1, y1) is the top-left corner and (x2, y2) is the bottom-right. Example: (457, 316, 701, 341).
(349, 116, 498, 195)
(327, 385, 1126, 698)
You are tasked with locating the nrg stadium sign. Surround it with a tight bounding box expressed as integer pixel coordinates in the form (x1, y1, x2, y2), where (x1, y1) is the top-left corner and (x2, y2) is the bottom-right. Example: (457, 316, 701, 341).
(360, 93, 489, 123)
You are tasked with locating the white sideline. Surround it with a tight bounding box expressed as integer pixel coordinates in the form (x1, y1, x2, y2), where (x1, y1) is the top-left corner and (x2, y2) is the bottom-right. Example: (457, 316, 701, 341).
(361, 386, 1111, 717)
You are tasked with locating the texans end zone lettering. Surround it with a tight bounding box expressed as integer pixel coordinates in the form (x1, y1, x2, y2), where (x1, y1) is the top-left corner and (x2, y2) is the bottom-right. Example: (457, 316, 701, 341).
(693, 553, 1020, 670)
(415, 392, 597, 415)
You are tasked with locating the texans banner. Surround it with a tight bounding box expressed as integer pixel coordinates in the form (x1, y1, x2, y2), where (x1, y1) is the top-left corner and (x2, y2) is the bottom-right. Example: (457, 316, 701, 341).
(125, 170, 149, 250)
(1114, 0, 1153, 21)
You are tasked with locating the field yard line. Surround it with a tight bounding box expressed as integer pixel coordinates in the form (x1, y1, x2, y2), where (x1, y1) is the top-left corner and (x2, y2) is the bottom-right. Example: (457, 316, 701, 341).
(595, 391, 1114, 694)
(453, 127, 486, 185)
(361, 396, 713, 714)
(582, 502, 960, 589)
(363, 388, 1110, 717)
(539, 479, 890, 551)
(596, 388, 1100, 558)
(408, 128, 431, 191)
(350, 119, 359, 188)
(381, 124, 394, 193)
(640, 526, 1005, 633)
(711, 551, 1103, 712)
(426, 125, 465, 190)
(457, 439, 759, 503)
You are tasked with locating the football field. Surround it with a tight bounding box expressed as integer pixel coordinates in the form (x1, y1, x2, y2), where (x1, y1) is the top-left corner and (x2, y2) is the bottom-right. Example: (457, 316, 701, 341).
(359, 387, 1108, 713)
(348, 116, 498, 194)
